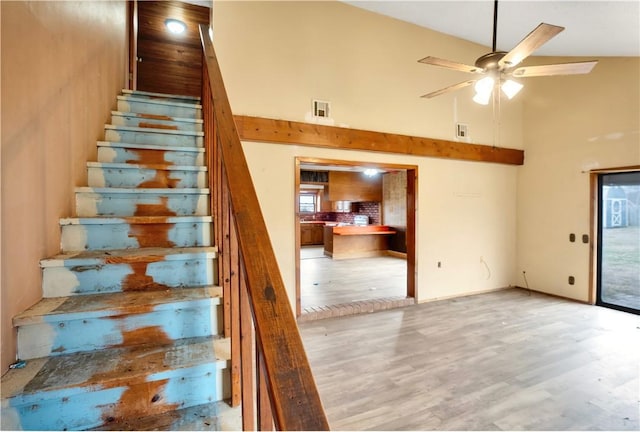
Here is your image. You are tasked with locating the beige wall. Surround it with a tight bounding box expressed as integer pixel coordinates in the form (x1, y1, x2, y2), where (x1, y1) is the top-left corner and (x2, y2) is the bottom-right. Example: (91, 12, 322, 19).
(213, 1, 523, 148)
(517, 57, 640, 301)
(243, 142, 518, 307)
(214, 1, 521, 308)
(1, 1, 127, 372)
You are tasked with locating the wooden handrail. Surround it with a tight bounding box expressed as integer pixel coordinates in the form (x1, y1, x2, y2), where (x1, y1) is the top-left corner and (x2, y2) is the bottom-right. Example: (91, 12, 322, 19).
(199, 25, 329, 431)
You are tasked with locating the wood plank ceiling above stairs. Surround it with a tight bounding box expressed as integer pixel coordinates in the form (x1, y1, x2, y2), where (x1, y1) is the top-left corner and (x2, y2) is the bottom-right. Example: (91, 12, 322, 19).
(1, 90, 235, 430)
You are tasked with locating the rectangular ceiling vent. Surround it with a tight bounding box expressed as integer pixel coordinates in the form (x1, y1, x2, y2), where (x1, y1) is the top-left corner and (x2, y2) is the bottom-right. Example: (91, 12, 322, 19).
(313, 100, 330, 118)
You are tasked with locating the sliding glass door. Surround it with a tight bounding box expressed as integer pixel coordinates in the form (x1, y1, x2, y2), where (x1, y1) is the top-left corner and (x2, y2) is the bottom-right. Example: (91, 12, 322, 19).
(597, 171, 640, 314)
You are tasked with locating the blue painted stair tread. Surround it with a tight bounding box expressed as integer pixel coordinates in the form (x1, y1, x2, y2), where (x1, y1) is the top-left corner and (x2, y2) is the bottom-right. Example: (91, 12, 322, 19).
(40, 247, 217, 297)
(111, 110, 204, 132)
(60, 216, 213, 251)
(104, 124, 203, 148)
(121, 88, 201, 103)
(87, 162, 207, 189)
(75, 186, 210, 217)
(117, 95, 202, 119)
(97, 141, 205, 166)
(14, 286, 222, 359)
(0, 336, 229, 431)
(1, 89, 227, 431)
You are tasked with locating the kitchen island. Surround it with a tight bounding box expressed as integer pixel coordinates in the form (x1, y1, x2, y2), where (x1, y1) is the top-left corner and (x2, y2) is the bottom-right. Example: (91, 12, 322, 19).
(323, 225, 396, 259)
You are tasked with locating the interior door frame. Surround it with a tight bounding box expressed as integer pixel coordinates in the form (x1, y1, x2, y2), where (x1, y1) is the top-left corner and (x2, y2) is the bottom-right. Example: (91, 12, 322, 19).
(127, 0, 138, 90)
(294, 157, 418, 317)
(591, 167, 640, 314)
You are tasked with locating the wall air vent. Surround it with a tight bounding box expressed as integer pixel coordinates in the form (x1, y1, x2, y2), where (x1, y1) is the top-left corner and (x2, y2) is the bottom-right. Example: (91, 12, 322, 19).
(456, 123, 468, 139)
(312, 100, 330, 118)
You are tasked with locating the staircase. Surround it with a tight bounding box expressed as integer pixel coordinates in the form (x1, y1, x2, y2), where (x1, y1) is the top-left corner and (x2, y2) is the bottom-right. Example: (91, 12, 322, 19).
(1, 90, 235, 430)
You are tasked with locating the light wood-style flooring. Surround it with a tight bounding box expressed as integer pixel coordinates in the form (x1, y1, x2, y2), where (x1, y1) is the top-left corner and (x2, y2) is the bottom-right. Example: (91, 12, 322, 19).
(299, 288, 640, 430)
(300, 246, 407, 310)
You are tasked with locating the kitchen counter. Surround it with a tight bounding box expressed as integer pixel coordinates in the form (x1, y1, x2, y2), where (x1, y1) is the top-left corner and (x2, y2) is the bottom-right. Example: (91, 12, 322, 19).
(324, 225, 396, 259)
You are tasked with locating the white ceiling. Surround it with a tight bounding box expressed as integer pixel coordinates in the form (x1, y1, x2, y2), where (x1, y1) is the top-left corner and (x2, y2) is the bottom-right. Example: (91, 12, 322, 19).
(344, 0, 640, 57)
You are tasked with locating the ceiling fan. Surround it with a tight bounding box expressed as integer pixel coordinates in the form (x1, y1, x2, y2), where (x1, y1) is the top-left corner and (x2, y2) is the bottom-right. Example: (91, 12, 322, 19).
(418, 0, 598, 104)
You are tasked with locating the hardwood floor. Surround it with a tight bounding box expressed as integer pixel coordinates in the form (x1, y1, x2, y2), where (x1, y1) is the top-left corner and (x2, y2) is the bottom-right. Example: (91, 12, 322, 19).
(300, 246, 407, 310)
(299, 288, 640, 430)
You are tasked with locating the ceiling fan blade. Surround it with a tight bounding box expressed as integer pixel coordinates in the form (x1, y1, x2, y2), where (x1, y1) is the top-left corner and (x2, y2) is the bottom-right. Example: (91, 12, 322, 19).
(421, 79, 477, 99)
(499, 23, 565, 68)
(418, 56, 482, 74)
(512, 61, 598, 77)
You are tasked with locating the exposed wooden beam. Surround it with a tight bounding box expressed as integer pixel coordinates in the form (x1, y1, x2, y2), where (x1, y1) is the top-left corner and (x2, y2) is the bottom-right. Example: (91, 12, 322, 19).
(234, 115, 524, 166)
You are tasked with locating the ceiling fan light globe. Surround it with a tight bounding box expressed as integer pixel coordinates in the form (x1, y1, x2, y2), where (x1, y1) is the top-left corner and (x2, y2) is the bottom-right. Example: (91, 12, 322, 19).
(474, 76, 495, 94)
(473, 91, 491, 105)
(501, 79, 523, 99)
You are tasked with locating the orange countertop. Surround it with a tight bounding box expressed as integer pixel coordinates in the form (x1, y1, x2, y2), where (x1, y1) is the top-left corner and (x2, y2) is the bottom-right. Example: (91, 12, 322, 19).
(332, 225, 396, 236)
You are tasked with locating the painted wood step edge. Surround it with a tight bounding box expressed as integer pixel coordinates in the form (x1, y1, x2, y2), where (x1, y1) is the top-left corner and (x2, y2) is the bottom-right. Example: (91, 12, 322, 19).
(13, 286, 222, 326)
(87, 161, 207, 172)
(59, 216, 213, 226)
(111, 111, 203, 124)
(97, 141, 205, 153)
(1, 336, 229, 403)
(117, 95, 202, 109)
(105, 124, 204, 137)
(91, 400, 242, 432)
(40, 246, 218, 268)
(75, 186, 210, 194)
(122, 89, 201, 102)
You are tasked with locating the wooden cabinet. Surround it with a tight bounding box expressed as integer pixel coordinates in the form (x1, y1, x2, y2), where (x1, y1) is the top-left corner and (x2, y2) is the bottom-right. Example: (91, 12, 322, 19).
(300, 223, 324, 245)
(328, 171, 382, 202)
(319, 187, 333, 212)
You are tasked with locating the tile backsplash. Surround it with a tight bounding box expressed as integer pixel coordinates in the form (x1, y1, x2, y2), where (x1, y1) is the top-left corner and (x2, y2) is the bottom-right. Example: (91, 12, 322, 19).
(301, 201, 381, 225)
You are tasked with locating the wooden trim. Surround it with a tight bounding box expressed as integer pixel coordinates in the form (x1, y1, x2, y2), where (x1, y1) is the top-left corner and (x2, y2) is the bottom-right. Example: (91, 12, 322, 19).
(294, 159, 302, 317)
(235, 115, 524, 166)
(586, 165, 640, 173)
(588, 173, 598, 305)
(386, 250, 407, 259)
(240, 261, 256, 430)
(513, 286, 591, 305)
(294, 157, 418, 316)
(406, 169, 417, 299)
(257, 350, 274, 431)
(229, 197, 242, 407)
(127, 0, 138, 90)
(200, 25, 329, 431)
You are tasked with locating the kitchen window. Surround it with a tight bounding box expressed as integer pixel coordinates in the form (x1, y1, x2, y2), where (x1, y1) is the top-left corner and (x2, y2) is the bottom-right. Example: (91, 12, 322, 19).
(299, 193, 318, 213)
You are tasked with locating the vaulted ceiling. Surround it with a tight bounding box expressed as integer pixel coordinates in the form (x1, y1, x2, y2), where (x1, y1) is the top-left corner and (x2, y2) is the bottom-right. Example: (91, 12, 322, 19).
(344, 1, 640, 57)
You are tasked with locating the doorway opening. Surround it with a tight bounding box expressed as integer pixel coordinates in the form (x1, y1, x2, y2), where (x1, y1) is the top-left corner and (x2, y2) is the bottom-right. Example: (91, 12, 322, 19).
(596, 170, 640, 314)
(294, 158, 417, 320)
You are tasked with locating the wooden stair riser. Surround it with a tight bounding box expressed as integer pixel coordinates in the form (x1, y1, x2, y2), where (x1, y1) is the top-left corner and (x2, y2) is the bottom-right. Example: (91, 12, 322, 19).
(87, 164, 206, 189)
(117, 96, 202, 119)
(75, 188, 209, 217)
(97, 142, 205, 166)
(1, 365, 227, 431)
(16, 301, 222, 359)
(42, 257, 216, 297)
(104, 126, 203, 148)
(60, 218, 212, 252)
(111, 111, 203, 132)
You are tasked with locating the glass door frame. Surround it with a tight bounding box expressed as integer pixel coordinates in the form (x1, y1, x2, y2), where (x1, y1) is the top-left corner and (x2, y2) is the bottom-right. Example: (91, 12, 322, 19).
(594, 170, 640, 315)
